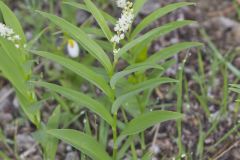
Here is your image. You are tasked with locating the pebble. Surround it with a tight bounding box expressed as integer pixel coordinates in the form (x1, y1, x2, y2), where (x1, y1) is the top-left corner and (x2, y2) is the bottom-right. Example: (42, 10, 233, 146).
(16, 134, 35, 152)
(65, 152, 79, 160)
(0, 113, 13, 124)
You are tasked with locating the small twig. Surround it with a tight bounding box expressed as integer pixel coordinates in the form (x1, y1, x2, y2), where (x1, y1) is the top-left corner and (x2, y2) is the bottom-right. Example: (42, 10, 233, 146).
(151, 124, 160, 146)
(0, 88, 14, 103)
(33, 62, 44, 73)
(19, 143, 38, 159)
(211, 140, 240, 160)
(155, 88, 164, 99)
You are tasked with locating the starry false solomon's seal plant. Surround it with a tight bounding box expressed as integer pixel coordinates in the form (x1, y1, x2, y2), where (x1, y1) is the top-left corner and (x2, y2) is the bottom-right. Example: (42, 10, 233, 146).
(1, 0, 202, 160)
(0, 2, 40, 126)
(0, 2, 61, 160)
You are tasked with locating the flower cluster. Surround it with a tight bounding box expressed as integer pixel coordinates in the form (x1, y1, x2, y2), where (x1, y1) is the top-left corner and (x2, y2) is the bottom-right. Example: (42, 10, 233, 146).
(111, 0, 134, 44)
(0, 23, 21, 48)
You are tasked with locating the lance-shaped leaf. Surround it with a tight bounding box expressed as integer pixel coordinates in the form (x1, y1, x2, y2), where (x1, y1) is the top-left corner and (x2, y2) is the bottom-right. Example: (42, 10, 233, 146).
(36, 11, 113, 74)
(32, 51, 113, 98)
(133, 0, 148, 15)
(121, 111, 183, 136)
(110, 62, 163, 88)
(131, 2, 195, 38)
(0, 48, 27, 96)
(0, 1, 26, 43)
(117, 20, 193, 58)
(34, 81, 114, 125)
(48, 129, 112, 160)
(112, 77, 178, 113)
(63, 2, 116, 24)
(146, 42, 203, 63)
(42, 106, 61, 160)
(84, 0, 112, 40)
(0, 37, 25, 73)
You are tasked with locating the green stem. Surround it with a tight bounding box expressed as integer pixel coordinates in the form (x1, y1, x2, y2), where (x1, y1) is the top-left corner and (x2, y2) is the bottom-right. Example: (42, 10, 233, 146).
(121, 109, 138, 158)
(136, 96, 146, 150)
(140, 132, 146, 150)
(112, 112, 118, 160)
(130, 144, 138, 160)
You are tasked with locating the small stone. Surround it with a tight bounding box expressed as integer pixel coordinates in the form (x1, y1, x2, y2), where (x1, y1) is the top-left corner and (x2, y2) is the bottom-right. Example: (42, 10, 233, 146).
(16, 134, 35, 152)
(0, 113, 13, 124)
(150, 144, 160, 154)
(65, 152, 79, 160)
(234, 56, 240, 69)
(4, 124, 15, 137)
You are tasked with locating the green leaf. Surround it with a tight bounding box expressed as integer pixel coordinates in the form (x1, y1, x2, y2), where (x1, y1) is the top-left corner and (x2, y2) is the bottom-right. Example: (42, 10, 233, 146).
(230, 86, 240, 94)
(32, 51, 113, 98)
(142, 152, 153, 160)
(110, 62, 163, 88)
(117, 20, 194, 58)
(63, 2, 116, 24)
(16, 90, 40, 126)
(0, 48, 27, 96)
(34, 81, 113, 125)
(84, 0, 112, 40)
(82, 27, 105, 38)
(47, 106, 61, 129)
(131, 2, 195, 38)
(112, 77, 178, 113)
(44, 106, 61, 160)
(133, 0, 148, 15)
(146, 42, 203, 63)
(47, 129, 112, 160)
(0, 37, 25, 73)
(121, 111, 183, 136)
(36, 11, 113, 74)
(27, 27, 48, 50)
(0, 1, 26, 43)
(117, 136, 136, 160)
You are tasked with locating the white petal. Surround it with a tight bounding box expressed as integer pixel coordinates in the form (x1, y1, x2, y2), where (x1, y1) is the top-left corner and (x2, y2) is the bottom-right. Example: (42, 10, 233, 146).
(67, 40, 80, 58)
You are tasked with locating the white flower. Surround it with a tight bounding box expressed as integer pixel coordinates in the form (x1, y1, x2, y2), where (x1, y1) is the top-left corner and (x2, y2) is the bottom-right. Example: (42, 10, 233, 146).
(111, 34, 125, 43)
(116, 0, 127, 8)
(67, 39, 80, 58)
(113, 48, 120, 54)
(0, 23, 22, 48)
(111, 1, 134, 44)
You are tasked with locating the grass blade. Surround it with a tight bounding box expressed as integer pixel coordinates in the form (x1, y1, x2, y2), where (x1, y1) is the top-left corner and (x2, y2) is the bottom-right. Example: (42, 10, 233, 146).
(84, 0, 112, 40)
(121, 111, 183, 136)
(200, 29, 240, 78)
